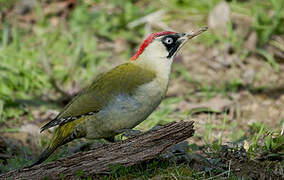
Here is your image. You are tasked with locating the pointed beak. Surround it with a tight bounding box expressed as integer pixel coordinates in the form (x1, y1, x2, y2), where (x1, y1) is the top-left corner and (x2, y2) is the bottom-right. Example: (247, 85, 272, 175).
(178, 26, 208, 43)
(167, 27, 208, 59)
(186, 26, 208, 39)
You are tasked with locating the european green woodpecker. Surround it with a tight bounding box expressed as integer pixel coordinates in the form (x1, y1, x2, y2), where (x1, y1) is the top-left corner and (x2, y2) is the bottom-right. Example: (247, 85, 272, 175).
(31, 27, 207, 166)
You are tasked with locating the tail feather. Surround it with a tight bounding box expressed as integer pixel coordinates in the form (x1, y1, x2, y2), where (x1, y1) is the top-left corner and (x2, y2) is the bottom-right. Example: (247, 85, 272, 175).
(26, 117, 87, 168)
(26, 146, 56, 168)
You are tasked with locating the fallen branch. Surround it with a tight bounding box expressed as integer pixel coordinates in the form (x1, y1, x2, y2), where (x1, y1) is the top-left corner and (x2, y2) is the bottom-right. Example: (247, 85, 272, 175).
(0, 121, 194, 179)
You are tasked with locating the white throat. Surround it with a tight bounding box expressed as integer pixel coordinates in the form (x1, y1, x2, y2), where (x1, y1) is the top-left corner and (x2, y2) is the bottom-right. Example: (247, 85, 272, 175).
(132, 40, 174, 81)
(134, 55, 173, 81)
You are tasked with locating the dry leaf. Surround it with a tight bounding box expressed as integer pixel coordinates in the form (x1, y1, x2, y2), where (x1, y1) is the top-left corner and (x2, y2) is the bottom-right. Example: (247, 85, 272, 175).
(114, 38, 128, 53)
(208, 2, 231, 33)
(178, 97, 233, 113)
(20, 123, 41, 137)
(167, 78, 195, 97)
(243, 69, 255, 85)
(14, 0, 36, 15)
(244, 31, 258, 52)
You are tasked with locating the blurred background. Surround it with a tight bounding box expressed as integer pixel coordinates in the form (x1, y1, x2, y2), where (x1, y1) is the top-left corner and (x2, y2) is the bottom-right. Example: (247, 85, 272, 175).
(0, 0, 283, 178)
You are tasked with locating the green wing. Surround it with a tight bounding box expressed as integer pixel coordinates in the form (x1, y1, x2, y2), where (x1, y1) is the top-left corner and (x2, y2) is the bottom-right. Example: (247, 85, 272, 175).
(41, 63, 156, 132)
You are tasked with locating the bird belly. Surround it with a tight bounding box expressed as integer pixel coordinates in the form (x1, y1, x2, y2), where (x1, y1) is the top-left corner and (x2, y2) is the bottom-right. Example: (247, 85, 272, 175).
(85, 80, 166, 139)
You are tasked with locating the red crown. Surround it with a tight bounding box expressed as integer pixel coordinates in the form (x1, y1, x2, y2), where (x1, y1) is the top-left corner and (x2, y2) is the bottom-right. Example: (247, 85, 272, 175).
(131, 31, 176, 61)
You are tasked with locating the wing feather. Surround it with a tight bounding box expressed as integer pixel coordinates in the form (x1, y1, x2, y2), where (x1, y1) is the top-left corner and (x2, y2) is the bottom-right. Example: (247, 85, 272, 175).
(41, 63, 156, 132)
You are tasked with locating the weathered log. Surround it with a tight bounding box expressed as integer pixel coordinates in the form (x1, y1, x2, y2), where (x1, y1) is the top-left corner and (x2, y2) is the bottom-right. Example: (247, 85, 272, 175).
(0, 121, 194, 180)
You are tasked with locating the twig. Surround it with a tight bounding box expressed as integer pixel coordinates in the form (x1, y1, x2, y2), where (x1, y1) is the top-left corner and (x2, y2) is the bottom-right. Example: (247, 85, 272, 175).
(127, 10, 166, 29)
(205, 170, 231, 180)
(228, 160, 232, 178)
(0, 100, 3, 121)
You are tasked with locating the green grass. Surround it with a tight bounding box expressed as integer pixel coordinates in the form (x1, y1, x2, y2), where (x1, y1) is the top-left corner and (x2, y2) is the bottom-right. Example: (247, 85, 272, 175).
(0, 0, 283, 178)
(0, 0, 156, 122)
(0, 0, 281, 122)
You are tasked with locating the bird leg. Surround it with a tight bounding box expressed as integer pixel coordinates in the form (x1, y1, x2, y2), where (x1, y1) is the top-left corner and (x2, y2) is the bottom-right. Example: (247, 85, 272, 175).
(104, 136, 116, 143)
(119, 124, 165, 140)
(120, 129, 143, 140)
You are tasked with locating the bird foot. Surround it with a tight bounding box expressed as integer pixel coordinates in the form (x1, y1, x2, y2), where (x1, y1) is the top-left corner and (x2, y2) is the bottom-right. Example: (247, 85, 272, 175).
(120, 129, 142, 139)
(119, 124, 165, 140)
(149, 124, 163, 131)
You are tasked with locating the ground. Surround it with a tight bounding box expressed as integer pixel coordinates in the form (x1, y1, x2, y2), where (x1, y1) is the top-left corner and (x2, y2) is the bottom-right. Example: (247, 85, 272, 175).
(0, 0, 283, 179)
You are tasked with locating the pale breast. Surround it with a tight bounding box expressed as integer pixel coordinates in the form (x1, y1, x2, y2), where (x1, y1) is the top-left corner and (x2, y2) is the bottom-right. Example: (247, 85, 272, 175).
(85, 78, 168, 139)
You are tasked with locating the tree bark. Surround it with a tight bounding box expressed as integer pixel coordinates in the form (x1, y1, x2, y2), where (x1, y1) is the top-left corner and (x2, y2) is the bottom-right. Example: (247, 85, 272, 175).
(0, 121, 194, 180)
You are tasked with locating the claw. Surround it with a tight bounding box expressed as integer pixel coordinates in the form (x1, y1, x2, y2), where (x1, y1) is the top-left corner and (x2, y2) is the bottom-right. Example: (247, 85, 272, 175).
(120, 129, 142, 140)
(149, 124, 163, 131)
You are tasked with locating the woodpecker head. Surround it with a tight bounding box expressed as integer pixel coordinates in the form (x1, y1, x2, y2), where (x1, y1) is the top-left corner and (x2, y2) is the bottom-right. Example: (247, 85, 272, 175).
(131, 27, 208, 63)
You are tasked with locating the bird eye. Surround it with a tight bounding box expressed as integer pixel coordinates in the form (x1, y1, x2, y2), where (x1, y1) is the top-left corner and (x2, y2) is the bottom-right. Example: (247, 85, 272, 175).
(164, 37, 173, 44)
